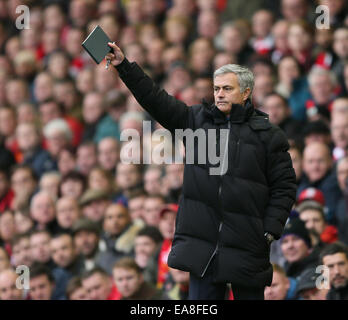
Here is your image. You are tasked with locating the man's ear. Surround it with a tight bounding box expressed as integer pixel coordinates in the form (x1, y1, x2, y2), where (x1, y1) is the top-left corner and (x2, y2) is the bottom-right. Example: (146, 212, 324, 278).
(243, 88, 251, 102)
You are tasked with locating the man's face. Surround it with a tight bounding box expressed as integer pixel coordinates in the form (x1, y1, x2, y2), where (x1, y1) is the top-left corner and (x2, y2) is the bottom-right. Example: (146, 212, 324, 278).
(61, 180, 83, 200)
(82, 199, 109, 222)
(144, 169, 162, 195)
(16, 124, 39, 152)
(263, 95, 289, 125)
(50, 235, 75, 268)
(0, 271, 23, 300)
(31, 194, 56, 225)
(331, 115, 348, 149)
(30, 275, 54, 300)
(128, 196, 145, 220)
(300, 209, 326, 236)
(0, 248, 10, 272)
(323, 253, 348, 289)
(159, 211, 176, 240)
(333, 28, 348, 59)
(337, 159, 348, 192)
(82, 273, 111, 300)
(56, 197, 80, 229)
(113, 268, 143, 298)
(281, 234, 309, 263)
(98, 139, 119, 171)
(103, 204, 130, 236)
(281, 0, 307, 21)
(74, 231, 99, 258)
(11, 169, 36, 197)
(30, 233, 51, 264)
(39, 101, 61, 125)
(165, 164, 184, 190)
(12, 238, 32, 267)
(309, 74, 333, 105)
(77, 145, 97, 175)
(264, 271, 289, 300)
(213, 73, 250, 115)
(70, 286, 88, 300)
(116, 163, 140, 191)
(143, 198, 164, 226)
(135, 235, 157, 266)
(303, 144, 331, 183)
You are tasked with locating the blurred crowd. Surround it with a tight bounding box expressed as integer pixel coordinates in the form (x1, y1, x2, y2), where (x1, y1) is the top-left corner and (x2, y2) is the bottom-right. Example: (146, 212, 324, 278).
(0, 0, 348, 300)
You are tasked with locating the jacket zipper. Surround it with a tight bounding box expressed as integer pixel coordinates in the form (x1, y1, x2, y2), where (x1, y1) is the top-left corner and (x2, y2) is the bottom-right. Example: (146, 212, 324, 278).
(200, 121, 230, 278)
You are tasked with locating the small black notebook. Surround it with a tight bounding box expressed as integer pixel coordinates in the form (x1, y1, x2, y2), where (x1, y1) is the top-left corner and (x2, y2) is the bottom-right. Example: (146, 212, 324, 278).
(82, 25, 112, 64)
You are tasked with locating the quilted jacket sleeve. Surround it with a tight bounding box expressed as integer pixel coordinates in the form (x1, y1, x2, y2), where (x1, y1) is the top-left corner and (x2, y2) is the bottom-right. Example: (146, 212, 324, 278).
(116, 58, 192, 132)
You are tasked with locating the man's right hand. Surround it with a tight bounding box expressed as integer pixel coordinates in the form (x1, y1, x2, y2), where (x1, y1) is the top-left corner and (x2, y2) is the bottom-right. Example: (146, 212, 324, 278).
(105, 42, 125, 67)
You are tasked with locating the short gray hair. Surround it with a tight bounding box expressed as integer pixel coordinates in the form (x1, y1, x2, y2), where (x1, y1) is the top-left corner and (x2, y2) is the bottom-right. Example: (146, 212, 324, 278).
(213, 64, 254, 95)
(43, 118, 73, 142)
(308, 66, 338, 88)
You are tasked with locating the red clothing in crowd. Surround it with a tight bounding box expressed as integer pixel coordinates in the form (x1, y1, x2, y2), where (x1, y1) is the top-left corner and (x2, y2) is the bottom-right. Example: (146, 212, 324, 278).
(157, 239, 172, 289)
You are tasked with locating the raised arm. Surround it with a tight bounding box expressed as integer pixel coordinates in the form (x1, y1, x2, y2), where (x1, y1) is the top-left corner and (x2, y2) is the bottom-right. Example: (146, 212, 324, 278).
(105, 42, 191, 132)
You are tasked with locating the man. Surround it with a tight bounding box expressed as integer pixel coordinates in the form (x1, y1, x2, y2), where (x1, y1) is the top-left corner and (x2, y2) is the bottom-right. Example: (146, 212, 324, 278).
(96, 203, 143, 275)
(105, 42, 296, 299)
(81, 267, 115, 300)
(79, 189, 111, 223)
(335, 157, 348, 244)
(30, 191, 59, 234)
(296, 267, 328, 300)
(11, 233, 32, 268)
(76, 142, 97, 176)
(142, 195, 166, 227)
(56, 196, 81, 232)
(112, 257, 164, 300)
(320, 242, 348, 300)
(29, 230, 55, 269)
(29, 263, 56, 300)
(297, 200, 338, 245)
(280, 218, 320, 279)
(72, 218, 101, 271)
(298, 142, 342, 224)
(0, 268, 24, 300)
(264, 263, 297, 300)
(262, 92, 302, 143)
(66, 276, 88, 300)
(50, 233, 84, 277)
(11, 165, 37, 210)
(97, 137, 120, 173)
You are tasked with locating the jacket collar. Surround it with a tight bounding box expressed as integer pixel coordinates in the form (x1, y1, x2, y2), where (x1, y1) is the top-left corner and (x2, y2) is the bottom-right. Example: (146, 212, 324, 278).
(203, 99, 255, 124)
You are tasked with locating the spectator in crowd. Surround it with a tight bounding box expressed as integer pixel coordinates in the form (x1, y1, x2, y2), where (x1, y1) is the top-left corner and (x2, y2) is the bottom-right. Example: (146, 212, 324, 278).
(66, 276, 88, 300)
(29, 263, 56, 300)
(264, 263, 298, 300)
(298, 142, 342, 223)
(56, 196, 80, 233)
(29, 230, 55, 269)
(72, 218, 101, 272)
(0, 247, 10, 272)
(142, 195, 166, 227)
(320, 242, 348, 300)
(96, 203, 143, 275)
(30, 191, 59, 234)
(59, 171, 86, 200)
(57, 147, 76, 177)
(0, 168, 13, 213)
(50, 233, 84, 281)
(11, 233, 32, 268)
(297, 200, 338, 246)
(76, 141, 98, 176)
(280, 218, 320, 279)
(127, 190, 147, 222)
(39, 171, 61, 200)
(330, 111, 348, 161)
(11, 165, 37, 210)
(112, 257, 164, 300)
(0, 268, 24, 300)
(81, 267, 116, 300)
(144, 165, 163, 196)
(79, 189, 111, 224)
(335, 157, 348, 245)
(262, 92, 302, 142)
(296, 267, 328, 300)
(97, 137, 120, 174)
